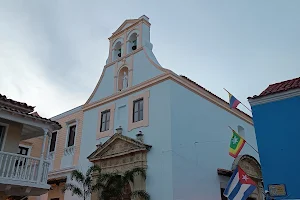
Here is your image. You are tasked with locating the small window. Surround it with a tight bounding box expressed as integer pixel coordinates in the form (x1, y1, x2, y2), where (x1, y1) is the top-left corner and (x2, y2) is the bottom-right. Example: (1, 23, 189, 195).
(49, 132, 57, 152)
(100, 110, 110, 132)
(67, 125, 76, 147)
(16, 146, 29, 166)
(0, 125, 6, 150)
(133, 98, 143, 122)
(18, 146, 29, 156)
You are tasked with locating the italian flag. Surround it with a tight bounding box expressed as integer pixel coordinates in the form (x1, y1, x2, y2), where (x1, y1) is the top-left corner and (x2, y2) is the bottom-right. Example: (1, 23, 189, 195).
(229, 130, 245, 158)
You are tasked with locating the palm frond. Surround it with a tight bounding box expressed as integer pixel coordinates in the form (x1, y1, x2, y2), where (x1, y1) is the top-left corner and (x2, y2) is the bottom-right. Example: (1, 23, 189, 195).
(97, 173, 114, 183)
(124, 167, 146, 183)
(62, 183, 84, 198)
(91, 181, 106, 192)
(85, 164, 102, 177)
(131, 190, 150, 200)
(70, 169, 85, 183)
(84, 176, 92, 188)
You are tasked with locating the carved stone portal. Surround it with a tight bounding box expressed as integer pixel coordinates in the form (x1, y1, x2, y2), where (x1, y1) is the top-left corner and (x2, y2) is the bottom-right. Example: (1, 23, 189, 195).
(232, 155, 264, 200)
(88, 133, 151, 200)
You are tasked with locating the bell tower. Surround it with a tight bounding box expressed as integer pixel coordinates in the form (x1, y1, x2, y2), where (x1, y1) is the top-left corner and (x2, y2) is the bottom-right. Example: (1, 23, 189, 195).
(107, 15, 151, 64)
(85, 15, 168, 105)
(105, 15, 154, 93)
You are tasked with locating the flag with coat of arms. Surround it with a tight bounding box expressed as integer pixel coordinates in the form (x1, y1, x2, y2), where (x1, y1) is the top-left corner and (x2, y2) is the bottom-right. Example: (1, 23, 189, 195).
(223, 166, 256, 200)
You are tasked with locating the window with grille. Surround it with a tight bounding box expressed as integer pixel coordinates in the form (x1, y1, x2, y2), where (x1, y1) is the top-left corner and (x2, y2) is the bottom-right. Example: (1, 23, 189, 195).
(67, 125, 76, 147)
(100, 110, 110, 132)
(133, 98, 143, 122)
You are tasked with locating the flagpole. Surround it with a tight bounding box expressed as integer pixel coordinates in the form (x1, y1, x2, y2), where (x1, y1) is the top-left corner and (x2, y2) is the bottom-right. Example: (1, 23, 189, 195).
(228, 126, 259, 154)
(223, 88, 252, 113)
(240, 102, 252, 113)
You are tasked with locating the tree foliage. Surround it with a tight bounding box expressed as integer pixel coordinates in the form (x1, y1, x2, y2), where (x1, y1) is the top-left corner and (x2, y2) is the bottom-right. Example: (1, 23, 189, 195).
(62, 165, 150, 200)
(62, 165, 102, 200)
(99, 167, 150, 200)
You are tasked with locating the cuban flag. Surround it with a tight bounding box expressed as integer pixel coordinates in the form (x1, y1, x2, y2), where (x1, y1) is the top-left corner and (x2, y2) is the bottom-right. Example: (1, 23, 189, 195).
(223, 166, 256, 200)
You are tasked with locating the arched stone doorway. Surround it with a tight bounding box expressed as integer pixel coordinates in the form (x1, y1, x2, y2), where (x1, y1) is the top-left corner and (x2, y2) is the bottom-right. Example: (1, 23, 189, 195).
(232, 155, 264, 200)
(88, 133, 151, 200)
(218, 154, 264, 200)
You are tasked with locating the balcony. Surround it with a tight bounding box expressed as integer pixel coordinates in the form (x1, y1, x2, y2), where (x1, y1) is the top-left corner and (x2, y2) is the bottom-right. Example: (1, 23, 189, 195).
(0, 151, 50, 196)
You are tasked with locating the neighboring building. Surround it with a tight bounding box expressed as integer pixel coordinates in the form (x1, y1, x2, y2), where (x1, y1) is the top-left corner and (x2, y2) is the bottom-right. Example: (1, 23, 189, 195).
(248, 77, 300, 199)
(22, 106, 83, 200)
(0, 94, 61, 199)
(29, 15, 263, 200)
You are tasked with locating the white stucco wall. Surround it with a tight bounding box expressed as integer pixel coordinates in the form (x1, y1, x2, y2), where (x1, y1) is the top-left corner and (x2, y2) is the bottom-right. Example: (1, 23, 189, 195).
(169, 81, 259, 200)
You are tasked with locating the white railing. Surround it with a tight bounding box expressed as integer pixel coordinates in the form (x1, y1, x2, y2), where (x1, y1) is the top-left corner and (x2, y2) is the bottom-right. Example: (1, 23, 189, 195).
(0, 151, 50, 186)
(64, 146, 75, 156)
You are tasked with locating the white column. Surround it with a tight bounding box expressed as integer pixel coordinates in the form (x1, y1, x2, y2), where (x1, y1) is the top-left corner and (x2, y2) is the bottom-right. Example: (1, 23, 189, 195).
(41, 129, 48, 159)
(37, 128, 48, 183)
(46, 132, 52, 159)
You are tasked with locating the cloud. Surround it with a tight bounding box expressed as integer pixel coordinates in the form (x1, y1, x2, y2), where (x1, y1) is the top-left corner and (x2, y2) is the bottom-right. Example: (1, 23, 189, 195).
(0, 2, 91, 117)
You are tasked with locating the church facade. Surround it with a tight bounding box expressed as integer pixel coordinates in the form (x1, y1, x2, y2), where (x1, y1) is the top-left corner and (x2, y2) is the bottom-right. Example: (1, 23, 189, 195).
(25, 16, 263, 200)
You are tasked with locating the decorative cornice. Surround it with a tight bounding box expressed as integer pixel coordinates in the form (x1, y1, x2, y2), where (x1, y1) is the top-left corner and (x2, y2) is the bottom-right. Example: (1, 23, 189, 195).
(248, 88, 300, 106)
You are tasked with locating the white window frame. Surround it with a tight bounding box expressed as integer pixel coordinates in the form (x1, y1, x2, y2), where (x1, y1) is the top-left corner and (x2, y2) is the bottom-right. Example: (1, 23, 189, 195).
(18, 144, 32, 156)
(65, 120, 78, 148)
(0, 122, 9, 151)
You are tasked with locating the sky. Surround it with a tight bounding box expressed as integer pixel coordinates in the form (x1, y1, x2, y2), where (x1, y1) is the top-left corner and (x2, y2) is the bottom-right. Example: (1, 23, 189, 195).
(0, 0, 300, 118)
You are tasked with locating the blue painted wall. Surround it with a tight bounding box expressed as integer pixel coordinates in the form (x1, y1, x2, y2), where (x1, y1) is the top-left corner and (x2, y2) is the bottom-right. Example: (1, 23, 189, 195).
(80, 79, 259, 200)
(169, 82, 259, 200)
(90, 66, 114, 103)
(89, 49, 163, 103)
(251, 96, 300, 199)
(132, 50, 163, 86)
(79, 80, 174, 200)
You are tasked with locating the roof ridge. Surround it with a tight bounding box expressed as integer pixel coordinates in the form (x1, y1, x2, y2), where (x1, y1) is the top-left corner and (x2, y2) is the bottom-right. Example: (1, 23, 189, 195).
(268, 76, 300, 86)
(249, 76, 300, 99)
(0, 93, 35, 113)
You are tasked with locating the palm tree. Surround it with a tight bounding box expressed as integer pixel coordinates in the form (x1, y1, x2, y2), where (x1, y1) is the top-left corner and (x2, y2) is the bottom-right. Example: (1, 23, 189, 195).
(99, 167, 150, 200)
(62, 165, 104, 200)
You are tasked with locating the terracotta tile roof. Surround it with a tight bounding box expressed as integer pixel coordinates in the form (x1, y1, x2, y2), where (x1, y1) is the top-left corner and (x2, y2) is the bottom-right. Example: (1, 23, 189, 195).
(180, 75, 252, 119)
(31, 112, 40, 117)
(0, 105, 61, 129)
(248, 77, 300, 99)
(0, 94, 34, 113)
